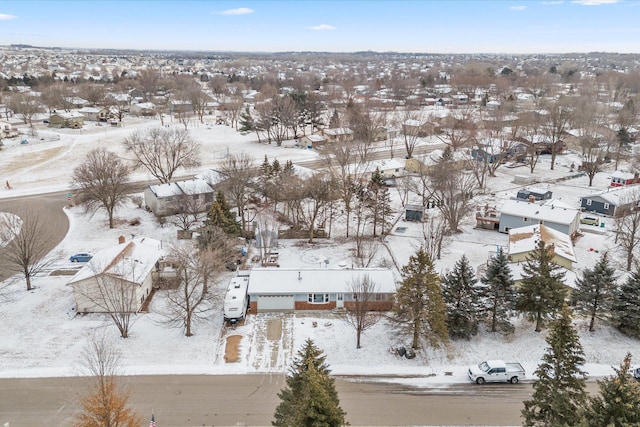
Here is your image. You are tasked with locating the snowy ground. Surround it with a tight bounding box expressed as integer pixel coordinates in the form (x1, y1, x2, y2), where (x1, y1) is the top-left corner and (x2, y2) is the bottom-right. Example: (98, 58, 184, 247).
(1, 114, 639, 387)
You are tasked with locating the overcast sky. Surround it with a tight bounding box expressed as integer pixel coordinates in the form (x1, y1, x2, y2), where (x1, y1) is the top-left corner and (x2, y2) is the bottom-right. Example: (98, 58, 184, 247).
(1, 0, 639, 54)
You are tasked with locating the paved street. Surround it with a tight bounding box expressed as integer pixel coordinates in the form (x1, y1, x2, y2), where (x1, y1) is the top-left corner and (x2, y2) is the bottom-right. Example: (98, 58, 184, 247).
(0, 374, 579, 426)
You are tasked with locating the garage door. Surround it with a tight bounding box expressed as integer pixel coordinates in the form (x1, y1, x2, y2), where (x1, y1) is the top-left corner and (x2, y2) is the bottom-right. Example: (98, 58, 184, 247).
(257, 295, 295, 311)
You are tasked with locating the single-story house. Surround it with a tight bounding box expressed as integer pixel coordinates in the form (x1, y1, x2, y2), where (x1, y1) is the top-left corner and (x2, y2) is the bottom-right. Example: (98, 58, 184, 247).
(130, 102, 157, 116)
(610, 170, 639, 187)
(366, 158, 406, 179)
(580, 186, 640, 217)
(499, 199, 580, 237)
(299, 134, 327, 149)
(78, 107, 110, 122)
(516, 187, 553, 202)
(508, 224, 577, 270)
(49, 111, 85, 128)
(247, 268, 396, 312)
(322, 127, 354, 143)
(67, 237, 163, 313)
(144, 178, 215, 216)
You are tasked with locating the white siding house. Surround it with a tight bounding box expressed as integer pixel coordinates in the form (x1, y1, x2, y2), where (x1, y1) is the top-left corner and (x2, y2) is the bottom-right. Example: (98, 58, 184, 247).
(144, 178, 215, 216)
(67, 237, 163, 314)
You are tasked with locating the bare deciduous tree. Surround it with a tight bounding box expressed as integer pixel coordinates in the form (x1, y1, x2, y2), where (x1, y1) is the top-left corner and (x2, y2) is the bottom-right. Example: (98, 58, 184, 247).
(169, 193, 208, 233)
(437, 107, 477, 152)
(343, 274, 381, 349)
(301, 174, 335, 243)
(160, 243, 225, 337)
(8, 92, 41, 130)
(0, 205, 58, 290)
(218, 153, 257, 232)
(541, 96, 572, 170)
(122, 127, 201, 184)
(615, 206, 640, 271)
(74, 331, 141, 427)
(421, 214, 448, 261)
(72, 148, 133, 229)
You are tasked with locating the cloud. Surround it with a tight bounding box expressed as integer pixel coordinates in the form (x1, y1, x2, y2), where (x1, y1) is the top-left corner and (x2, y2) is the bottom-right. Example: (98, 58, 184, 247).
(509, 5, 527, 10)
(572, 0, 620, 5)
(0, 14, 17, 20)
(542, 1, 564, 4)
(215, 7, 254, 15)
(308, 24, 336, 31)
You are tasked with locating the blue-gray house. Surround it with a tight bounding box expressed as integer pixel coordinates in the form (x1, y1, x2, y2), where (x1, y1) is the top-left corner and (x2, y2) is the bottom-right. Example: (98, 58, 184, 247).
(580, 186, 640, 217)
(499, 199, 580, 237)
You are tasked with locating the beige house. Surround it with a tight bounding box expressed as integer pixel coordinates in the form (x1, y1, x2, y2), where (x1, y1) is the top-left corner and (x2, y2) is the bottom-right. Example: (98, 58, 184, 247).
(49, 111, 85, 128)
(508, 224, 577, 270)
(78, 107, 110, 122)
(67, 237, 163, 313)
(322, 127, 354, 143)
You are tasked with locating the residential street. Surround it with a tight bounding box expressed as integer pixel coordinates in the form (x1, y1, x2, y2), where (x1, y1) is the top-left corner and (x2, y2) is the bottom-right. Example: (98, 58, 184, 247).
(1, 374, 596, 426)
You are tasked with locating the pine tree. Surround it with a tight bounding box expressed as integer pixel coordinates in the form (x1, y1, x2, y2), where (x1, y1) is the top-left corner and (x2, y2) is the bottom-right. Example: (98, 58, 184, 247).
(572, 252, 617, 332)
(481, 247, 515, 333)
(441, 255, 484, 339)
(522, 304, 587, 427)
(365, 168, 393, 237)
(612, 266, 640, 338)
(515, 240, 567, 332)
(579, 353, 640, 426)
(204, 190, 241, 237)
(273, 339, 347, 427)
(393, 247, 448, 349)
(329, 109, 340, 129)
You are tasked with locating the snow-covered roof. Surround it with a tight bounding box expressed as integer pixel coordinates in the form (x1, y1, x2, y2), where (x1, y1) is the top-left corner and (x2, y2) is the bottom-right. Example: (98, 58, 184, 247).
(52, 111, 84, 119)
(500, 199, 579, 225)
(176, 178, 213, 195)
(303, 134, 327, 142)
(324, 127, 353, 136)
(582, 185, 640, 205)
(195, 169, 225, 186)
(68, 237, 163, 286)
(247, 268, 397, 294)
(611, 170, 636, 180)
(509, 224, 577, 263)
(148, 182, 182, 198)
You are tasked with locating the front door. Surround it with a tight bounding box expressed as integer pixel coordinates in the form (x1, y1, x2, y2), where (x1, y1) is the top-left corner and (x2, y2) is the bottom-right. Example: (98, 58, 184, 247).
(336, 293, 344, 308)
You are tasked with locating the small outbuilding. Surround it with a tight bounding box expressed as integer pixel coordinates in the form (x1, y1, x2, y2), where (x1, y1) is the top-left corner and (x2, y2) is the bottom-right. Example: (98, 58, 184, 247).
(516, 187, 552, 201)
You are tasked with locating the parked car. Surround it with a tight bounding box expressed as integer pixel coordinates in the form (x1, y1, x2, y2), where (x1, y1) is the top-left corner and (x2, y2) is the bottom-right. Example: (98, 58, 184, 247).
(69, 253, 92, 263)
(580, 216, 600, 226)
(468, 360, 525, 384)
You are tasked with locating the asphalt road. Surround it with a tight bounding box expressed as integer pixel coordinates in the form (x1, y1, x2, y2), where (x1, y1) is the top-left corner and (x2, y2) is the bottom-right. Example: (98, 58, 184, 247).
(0, 192, 69, 282)
(0, 374, 601, 426)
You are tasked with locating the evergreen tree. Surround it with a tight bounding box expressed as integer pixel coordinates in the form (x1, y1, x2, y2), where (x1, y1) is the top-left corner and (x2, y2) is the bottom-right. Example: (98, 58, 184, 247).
(441, 255, 485, 339)
(239, 106, 254, 133)
(515, 240, 567, 331)
(572, 252, 617, 332)
(579, 353, 640, 427)
(522, 304, 587, 427)
(205, 190, 241, 237)
(329, 109, 340, 129)
(481, 247, 516, 333)
(393, 247, 448, 349)
(612, 266, 640, 338)
(273, 339, 347, 427)
(365, 168, 393, 237)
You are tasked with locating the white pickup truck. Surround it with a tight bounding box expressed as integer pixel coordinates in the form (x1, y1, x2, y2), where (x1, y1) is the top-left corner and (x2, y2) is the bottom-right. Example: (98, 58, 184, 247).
(468, 360, 525, 384)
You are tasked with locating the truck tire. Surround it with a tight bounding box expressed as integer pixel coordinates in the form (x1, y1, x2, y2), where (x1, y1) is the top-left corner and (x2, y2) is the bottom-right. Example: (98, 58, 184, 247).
(510, 376, 519, 384)
(476, 377, 485, 384)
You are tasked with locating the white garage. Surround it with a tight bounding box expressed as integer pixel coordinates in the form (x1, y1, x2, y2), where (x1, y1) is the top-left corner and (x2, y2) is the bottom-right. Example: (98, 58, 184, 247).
(257, 295, 295, 311)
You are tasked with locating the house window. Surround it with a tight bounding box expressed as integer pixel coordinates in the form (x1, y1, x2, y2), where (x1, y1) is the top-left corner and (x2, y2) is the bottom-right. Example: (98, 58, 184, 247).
(604, 203, 610, 210)
(308, 293, 329, 304)
(586, 199, 592, 206)
(523, 217, 529, 222)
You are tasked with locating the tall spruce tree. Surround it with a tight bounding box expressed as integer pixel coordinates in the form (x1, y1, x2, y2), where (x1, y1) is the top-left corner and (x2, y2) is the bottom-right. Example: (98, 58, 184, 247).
(522, 304, 587, 427)
(612, 266, 640, 338)
(205, 190, 242, 237)
(366, 168, 393, 237)
(273, 339, 346, 427)
(481, 247, 515, 333)
(572, 252, 617, 332)
(515, 240, 567, 332)
(393, 247, 448, 349)
(579, 353, 640, 426)
(441, 255, 485, 339)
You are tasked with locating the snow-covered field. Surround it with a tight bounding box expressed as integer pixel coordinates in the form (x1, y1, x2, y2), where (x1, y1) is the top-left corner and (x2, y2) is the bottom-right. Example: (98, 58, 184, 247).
(1, 114, 639, 388)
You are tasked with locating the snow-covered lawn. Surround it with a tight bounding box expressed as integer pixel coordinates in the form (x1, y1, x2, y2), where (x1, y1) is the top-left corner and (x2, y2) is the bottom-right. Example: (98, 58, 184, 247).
(1, 115, 640, 387)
